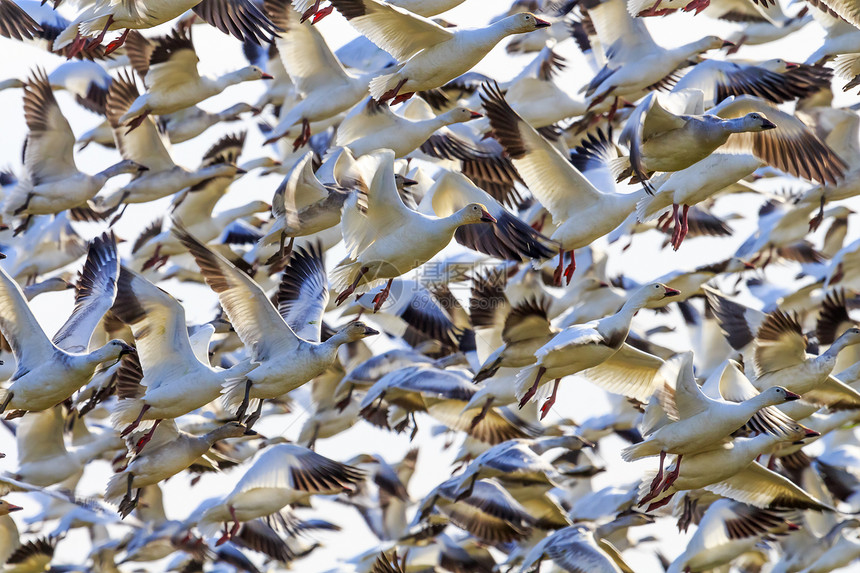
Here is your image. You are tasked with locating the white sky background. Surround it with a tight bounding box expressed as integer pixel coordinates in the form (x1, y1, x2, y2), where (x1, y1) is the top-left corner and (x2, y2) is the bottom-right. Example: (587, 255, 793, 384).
(0, 1, 859, 571)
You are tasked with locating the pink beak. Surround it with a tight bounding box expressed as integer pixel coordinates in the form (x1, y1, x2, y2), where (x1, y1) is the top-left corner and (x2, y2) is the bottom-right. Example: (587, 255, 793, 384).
(663, 287, 681, 297)
(469, 110, 483, 119)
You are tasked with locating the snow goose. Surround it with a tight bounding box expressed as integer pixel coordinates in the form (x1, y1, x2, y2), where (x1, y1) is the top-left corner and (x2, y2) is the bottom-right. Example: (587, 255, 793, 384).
(108, 267, 259, 450)
(624, 352, 801, 500)
(706, 289, 860, 409)
(53, 0, 279, 58)
(117, 28, 272, 131)
(158, 102, 257, 144)
(481, 83, 642, 285)
(336, 97, 483, 158)
(0, 60, 114, 115)
(99, 74, 246, 212)
(0, 234, 135, 416)
(2, 70, 144, 227)
(638, 423, 825, 511)
(331, 150, 496, 311)
(799, 525, 860, 573)
(515, 282, 679, 418)
(667, 499, 799, 573)
(173, 223, 378, 424)
(106, 421, 254, 517)
(620, 92, 847, 196)
(260, 1, 379, 150)
(324, 0, 550, 103)
(582, 0, 729, 110)
(516, 524, 627, 573)
(195, 444, 364, 544)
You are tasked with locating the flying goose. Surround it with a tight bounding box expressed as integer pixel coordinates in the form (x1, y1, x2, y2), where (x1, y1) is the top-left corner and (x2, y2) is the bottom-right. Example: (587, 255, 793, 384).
(108, 267, 259, 451)
(53, 0, 279, 58)
(332, 150, 496, 311)
(260, 1, 380, 150)
(173, 222, 378, 424)
(515, 283, 679, 417)
(117, 28, 272, 131)
(481, 82, 643, 285)
(324, 0, 550, 103)
(0, 234, 135, 416)
(2, 69, 144, 228)
(295, 0, 465, 23)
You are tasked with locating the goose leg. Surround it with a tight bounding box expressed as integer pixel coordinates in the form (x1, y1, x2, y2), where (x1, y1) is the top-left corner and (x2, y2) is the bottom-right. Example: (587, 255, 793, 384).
(378, 78, 407, 104)
(121, 404, 150, 437)
(809, 195, 825, 232)
(670, 203, 681, 249)
(673, 204, 689, 251)
(66, 33, 88, 60)
(470, 397, 494, 430)
(335, 387, 353, 412)
(292, 118, 311, 152)
(118, 473, 138, 518)
(372, 279, 394, 312)
(234, 379, 253, 421)
(125, 110, 151, 134)
(519, 366, 546, 408)
(650, 451, 666, 494)
(104, 28, 130, 55)
(391, 92, 415, 105)
(244, 399, 264, 429)
(134, 419, 161, 454)
(646, 492, 675, 512)
(312, 5, 334, 22)
(661, 455, 682, 492)
(553, 249, 565, 286)
(300, 0, 320, 22)
(13, 192, 33, 216)
(563, 252, 576, 285)
(142, 245, 164, 272)
(336, 266, 369, 306)
(12, 216, 31, 237)
(87, 15, 115, 48)
(540, 379, 561, 419)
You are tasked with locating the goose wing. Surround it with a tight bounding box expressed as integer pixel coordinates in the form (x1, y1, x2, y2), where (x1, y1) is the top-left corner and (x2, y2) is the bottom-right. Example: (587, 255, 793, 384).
(710, 95, 847, 186)
(52, 233, 119, 353)
(276, 242, 328, 343)
(22, 69, 78, 185)
(193, 0, 280, 45)
(112, 267, 199, 386)
(172, 222, 301, 360)
(583, 343, 666, 403)
(482, 82, 604, 222)
(327, 0, 454, 62)
(706, 461, 832, 511)
(0, 263, 54, 374)
(144, 29, 203, 94)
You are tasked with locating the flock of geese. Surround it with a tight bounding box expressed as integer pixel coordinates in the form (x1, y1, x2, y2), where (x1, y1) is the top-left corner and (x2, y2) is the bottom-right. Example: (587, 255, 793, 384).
(1, 0, 860, 571)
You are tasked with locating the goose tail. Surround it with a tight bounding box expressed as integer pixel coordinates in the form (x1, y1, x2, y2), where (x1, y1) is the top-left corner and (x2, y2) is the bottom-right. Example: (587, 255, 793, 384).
(104, 472, 128, 505)
(514, 365, 551, 404)
(369, 72, 405, 102)
(620, 440, 659, 462)
(110, 399, 153, 432)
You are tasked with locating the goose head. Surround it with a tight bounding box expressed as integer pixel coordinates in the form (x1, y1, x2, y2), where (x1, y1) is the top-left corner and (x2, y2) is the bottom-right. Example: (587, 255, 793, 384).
(236, 66, 274, 82)
(758, 386, 802, 406)
(503, 12, 551, 34)
(0, 500, 22, 516)
(785, 423, 820, 445)
(835, 327, 860, 348)
(458, 203, 497, 225)
(697, 35, 734, 52)
(210, 421, 257, 441)
(632, 283, 680, 307)
(736, 112, 777, 132)
(95, 340, 136, 361)
(102, 160, 149, 178)
(340, 321, 380, 343)
(445, 107, 484, 124)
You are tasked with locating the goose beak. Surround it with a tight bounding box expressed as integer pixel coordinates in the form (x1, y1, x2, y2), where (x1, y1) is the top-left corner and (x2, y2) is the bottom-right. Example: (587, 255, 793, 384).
(119, 343, 136, 357)
(761, 118, 777, 130)
(480, 209, 497, 223)
(784, 390, 802, 401)
(743, 261, 756, 269)
(534, 17, 551, 28)
(468, 110, 483, 119)
(785, 61, 800, 69)
(804, 428, 820, 438)
(261, 73, 274, 80)
(6, 504, 22, 512)
(243, 428, 258, 436)
(721, 40, 735, 49)
(363, 326, 379, 336)
(663, 287, 681, 297)
(0, 253, 6, 260)
(137, 165, 150, 173)
(401, 177, 418, 187)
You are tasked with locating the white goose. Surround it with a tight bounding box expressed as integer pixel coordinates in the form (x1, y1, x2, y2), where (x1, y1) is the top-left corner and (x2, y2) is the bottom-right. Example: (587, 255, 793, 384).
(332, 150, 496, 311)
(194, 444, 364, 544)
(0, 234, 135, 416)
(261, 1, 379, 150)
(173, 223, 378, 423)
(105, 421, 254, 517)
(623, 352, 801, 502)
(325, 0, 550, 103)
(295, 0, 465, 23)
(53, 0, 279, 58)
(2, 70, 144, 226)
(108, 266, 259, 449)
(159, 102, 257, 144)
(514, 283, 679, 418)
(482, 83, 642, 285)
(336, 97, 482, 158)
(118, 28, 272, 130)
